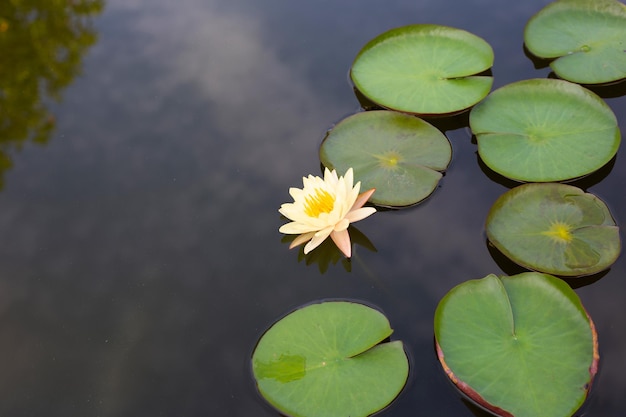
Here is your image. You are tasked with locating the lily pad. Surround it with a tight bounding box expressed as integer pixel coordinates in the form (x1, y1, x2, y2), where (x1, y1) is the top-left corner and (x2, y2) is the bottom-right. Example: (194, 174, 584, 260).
(251, 300, 409, 417)
(524, 0, 626, 84)
(470, 78, 620, 182)
(350, 24, 494, 115)
(319, 110, 452, 207)
(435, 272, 599, 417)
(486, 183, 620, 276)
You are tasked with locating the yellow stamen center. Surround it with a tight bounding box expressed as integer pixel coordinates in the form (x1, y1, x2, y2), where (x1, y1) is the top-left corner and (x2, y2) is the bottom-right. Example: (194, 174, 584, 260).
(375, 151, 402, 170)
(542, 222, 573, 243)
(304, 188, 335, 217)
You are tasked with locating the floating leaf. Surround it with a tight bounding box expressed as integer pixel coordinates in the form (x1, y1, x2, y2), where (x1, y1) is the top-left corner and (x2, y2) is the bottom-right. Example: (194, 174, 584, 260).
(470, 78, 620, 182)
(524, 0, 626, 84)
(486, 183, 620, 276)
(252, 301, 409, 417)
(319, 110, 451, 207)
(350, 24, 494, 115)
(435, 272, 599, 417)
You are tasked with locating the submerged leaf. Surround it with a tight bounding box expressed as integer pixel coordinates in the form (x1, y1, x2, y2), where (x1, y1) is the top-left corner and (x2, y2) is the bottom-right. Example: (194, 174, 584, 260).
(486, 183, 620, 276)
(320, 110, 451, 207)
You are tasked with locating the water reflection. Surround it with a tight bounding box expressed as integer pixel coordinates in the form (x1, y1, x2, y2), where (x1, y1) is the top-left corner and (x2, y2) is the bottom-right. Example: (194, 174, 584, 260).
(475, 151, 617, 190)
(0, 0, 103, 188)
(285, 225, 378, 273)
(585, 78, 626, 99)
(523, 44, 626, 98)
(486, 239, 610, 289)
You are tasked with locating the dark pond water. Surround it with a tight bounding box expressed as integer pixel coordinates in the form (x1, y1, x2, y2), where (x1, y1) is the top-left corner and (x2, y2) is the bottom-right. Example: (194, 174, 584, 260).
(1, 0, 625, 416)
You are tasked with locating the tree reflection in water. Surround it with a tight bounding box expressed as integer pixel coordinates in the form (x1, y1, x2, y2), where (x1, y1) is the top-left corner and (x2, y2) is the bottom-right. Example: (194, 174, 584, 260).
(0, 0, 103, 188)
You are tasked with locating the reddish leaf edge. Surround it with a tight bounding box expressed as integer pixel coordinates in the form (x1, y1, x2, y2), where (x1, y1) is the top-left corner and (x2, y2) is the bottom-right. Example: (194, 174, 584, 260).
(435, 310, 600, 417)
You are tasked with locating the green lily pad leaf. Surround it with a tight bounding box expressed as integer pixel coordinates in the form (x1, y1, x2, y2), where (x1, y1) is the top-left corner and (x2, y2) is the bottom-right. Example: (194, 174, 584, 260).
(486, 183, 620, 276)
(470, 78, 620, 182)
(435, 272, 599, 417)
(252, 301, 409, 417)
(524, 0, 626, 84)
(319, 110, 452, 207)
(350, 24, 494, 115)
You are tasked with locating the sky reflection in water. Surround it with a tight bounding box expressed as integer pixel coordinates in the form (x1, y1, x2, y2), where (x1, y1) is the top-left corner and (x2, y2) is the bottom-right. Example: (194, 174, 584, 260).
(0, 0, 625, 416)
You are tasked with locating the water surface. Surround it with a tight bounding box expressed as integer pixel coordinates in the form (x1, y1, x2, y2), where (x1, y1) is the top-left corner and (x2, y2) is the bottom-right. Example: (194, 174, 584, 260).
(0, 0, 624, 416)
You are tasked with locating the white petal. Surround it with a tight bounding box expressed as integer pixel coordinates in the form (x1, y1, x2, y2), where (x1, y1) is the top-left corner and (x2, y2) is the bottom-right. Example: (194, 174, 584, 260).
(345, 207, 376, 223)
(314, 226, 334, 238)
(289, 232, 315, 249)
(342, 173, 360, 214)
(279, 222, 319, 234)
(343, 168, 354, 189)
(324, 167, 338, 185)
(279, 202, 296, 214)
(304, 227, 333, 254)
(288, 187, 305, 200)
(279, 206, 308, 223)
(344, 185, 359, 214)
(333, 218, 350, 232)
(302, 174, 320, 190)
(280, 204, 328, 227)
(351, 188, 375, 210)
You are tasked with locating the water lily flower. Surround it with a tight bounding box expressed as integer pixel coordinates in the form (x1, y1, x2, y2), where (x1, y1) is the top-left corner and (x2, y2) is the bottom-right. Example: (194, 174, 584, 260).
(279, 167, 376, 258)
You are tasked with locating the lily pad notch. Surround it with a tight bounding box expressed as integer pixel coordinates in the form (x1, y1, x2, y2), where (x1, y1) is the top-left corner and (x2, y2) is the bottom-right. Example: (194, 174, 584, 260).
(435, 272, 599, 417)
(251, 300, 409, 417)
